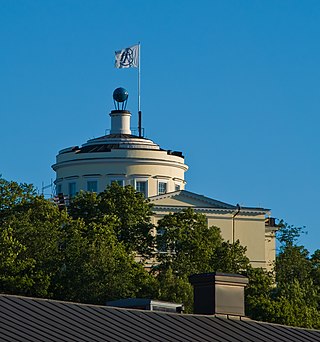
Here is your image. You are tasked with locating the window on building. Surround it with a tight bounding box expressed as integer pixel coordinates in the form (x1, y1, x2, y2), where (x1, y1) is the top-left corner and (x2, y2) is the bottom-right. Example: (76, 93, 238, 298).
(175, 184, 180, 191)
(87, 180, 98, 192)
(136, 181, 147, 197)
(158, 182, 167, 195)
(68, 182, 76, 197)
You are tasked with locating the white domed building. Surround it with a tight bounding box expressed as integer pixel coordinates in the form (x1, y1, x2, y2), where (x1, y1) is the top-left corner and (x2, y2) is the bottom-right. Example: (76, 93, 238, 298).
(52, 88, 188, 198)
(52, 88, 277, 271)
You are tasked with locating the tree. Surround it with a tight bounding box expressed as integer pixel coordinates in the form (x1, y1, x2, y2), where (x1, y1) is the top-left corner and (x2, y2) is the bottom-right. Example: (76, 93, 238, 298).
(245, 267, 275, 322)
(275, 220, 315, 291)
(0, 178, 158, 304)
(245, 220, 320, 329)
(51, 219, 157, 304)
(156, 208, 223, 276)
(275, 244, 312, 285)
(0, 178, 36, 222)
(156, 268, 193, 313)
(276, 219, 306, 247)
(156, 208, 250, 275)
(264, 280, 320, 329)
(311, 249, 320, 287)
(212, 240, 249, 274)
(3, 177, 320, 327)
(0, 226, 35, 294)
(247, 277, 320, 328)
(0, 178, 67, 297)
(69, 183, 155, 256)
(155, 208, 251, 312)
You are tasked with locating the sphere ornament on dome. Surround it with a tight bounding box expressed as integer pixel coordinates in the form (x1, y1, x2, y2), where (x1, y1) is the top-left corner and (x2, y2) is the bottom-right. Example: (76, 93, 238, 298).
(113, 87, 129, 110)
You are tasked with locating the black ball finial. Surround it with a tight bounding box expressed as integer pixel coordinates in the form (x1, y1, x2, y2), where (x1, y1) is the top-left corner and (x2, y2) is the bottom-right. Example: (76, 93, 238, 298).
(113, 87, 128, 110)
(113, 87, 128, 102)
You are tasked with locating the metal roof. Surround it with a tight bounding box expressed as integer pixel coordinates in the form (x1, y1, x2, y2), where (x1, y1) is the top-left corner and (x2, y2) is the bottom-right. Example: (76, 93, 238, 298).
(0, 294, 319, 342)
(149, 190, 270, 214)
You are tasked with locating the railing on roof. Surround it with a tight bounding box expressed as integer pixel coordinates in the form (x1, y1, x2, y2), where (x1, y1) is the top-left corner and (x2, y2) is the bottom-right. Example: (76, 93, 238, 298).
(105, 127, 145, 137)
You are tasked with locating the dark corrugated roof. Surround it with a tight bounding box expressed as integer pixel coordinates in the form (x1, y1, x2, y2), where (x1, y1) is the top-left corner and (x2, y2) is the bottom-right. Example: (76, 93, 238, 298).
(149, 190, 270, 214)
(0, 294, 319, 342)
(93, 134, 143, 140)
(67, 143, 185, 158)
(76, 144, 114, 153)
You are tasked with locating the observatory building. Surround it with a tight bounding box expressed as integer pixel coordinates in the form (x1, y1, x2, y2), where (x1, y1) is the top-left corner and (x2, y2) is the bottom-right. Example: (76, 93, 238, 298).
(52, 88, 277, 271)
(52, 88, 188, 197)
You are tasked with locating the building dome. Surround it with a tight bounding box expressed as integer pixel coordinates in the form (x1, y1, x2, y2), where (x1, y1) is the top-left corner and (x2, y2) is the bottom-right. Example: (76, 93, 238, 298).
(52, 89, 188, 197)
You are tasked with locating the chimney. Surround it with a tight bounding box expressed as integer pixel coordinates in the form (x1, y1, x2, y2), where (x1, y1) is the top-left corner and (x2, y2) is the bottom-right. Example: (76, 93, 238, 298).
(189, 272, 248, 316)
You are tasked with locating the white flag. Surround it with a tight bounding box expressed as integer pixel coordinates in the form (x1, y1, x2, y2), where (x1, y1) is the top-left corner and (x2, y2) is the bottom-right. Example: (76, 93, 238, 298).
(115, 44, 139, 68)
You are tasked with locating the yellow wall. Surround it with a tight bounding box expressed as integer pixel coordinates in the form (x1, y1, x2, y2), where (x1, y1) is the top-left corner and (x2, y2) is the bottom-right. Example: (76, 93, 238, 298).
(152, 208, 275, 271)
(53, 148, 188, 197)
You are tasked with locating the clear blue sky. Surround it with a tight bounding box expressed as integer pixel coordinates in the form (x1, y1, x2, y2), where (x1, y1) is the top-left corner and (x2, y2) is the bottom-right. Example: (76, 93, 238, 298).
(1, 1, 319, 253)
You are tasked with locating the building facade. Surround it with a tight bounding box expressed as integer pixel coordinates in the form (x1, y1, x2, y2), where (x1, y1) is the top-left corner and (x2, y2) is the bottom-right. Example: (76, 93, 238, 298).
(149, 191, 276, 270)
(52, 106, 188, 198)
(52, 88, 277, 271)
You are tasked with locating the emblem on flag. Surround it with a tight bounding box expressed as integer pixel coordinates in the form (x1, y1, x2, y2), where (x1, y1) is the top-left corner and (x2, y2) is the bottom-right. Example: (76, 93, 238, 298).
(115, 45, 139, 68)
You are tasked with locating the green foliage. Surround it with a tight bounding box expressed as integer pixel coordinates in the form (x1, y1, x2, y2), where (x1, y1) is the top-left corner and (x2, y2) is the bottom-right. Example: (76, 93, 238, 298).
(51, 219, 157, 304)
(275, 244, 312, 285)
(245, 267, 275, 321)
(156, 208, 249, 275)
(246, 267, 274, 299)
(311, 249, 320, 287)
(0, 178, 156, 304)
(0, 179, 66, 296)
(252, 280, 320, 329)
(246, 268, 320, 328)
(67, 191, 102, 223)
(277, 220, 306, 246)
(212, 241, 250, 274)
(245, 221, 320, 329)
(155, 208, 250, 309)
(0, 226, 35, 293)
(156, 268, 193, 313)
(268, 281, 320, 329)
(0, 178, 36, 214)
(1, 177, 320, 328)
(69, 183, 155, 256)
(156, 208, 222, 275)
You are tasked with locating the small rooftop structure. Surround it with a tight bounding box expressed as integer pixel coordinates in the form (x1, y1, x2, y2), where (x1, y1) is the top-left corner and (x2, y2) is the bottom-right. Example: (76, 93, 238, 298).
(189, 272, 249, 316)
(106, 298, 183, 313)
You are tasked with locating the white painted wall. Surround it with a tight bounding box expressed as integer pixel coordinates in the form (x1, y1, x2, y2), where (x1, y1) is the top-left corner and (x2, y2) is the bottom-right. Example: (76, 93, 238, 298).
(53, 109, 188, 197)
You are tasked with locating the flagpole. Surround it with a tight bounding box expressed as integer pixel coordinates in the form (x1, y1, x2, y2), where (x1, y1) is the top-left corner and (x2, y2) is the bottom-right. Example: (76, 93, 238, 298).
(138, 42, 142, 137)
